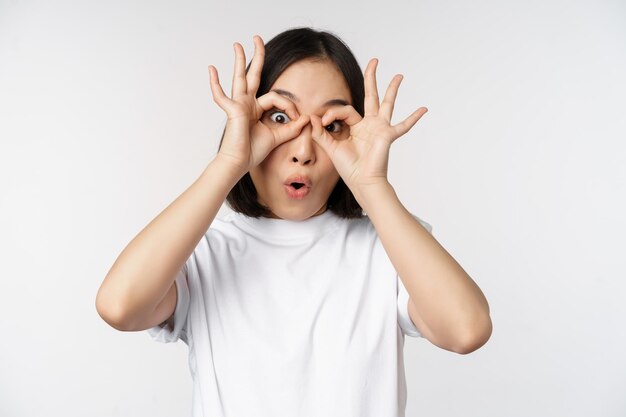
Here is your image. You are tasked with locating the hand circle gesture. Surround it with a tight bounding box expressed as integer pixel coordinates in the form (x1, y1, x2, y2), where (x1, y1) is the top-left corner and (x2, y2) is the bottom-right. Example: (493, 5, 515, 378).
(309, 58, 428, 193)
(208, 36, 309, 174)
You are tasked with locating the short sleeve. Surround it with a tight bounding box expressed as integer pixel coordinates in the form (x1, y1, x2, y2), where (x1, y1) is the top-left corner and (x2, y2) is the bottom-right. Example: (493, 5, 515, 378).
(147, 262, 190, 344)
(397, 214, 433, 338)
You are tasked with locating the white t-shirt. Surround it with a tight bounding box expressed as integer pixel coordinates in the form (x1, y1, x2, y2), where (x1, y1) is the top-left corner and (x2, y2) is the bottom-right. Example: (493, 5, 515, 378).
(148, 209, 433, 417)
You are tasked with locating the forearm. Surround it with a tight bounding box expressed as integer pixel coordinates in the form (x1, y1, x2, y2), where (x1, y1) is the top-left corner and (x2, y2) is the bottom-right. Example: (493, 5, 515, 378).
(359, 182, 491, 351)
(96, 155, 245, 328)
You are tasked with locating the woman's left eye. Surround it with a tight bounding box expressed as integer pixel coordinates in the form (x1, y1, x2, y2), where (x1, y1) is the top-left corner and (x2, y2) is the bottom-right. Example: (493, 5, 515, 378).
(269, 111, 291, 124)
(324, 120, 344, 134)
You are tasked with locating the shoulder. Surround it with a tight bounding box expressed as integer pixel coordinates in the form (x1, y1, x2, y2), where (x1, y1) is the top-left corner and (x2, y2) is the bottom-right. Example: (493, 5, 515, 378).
(190, 211, 244, 254)
(207, 210, 247, 236)
(341, 213, 377, 235)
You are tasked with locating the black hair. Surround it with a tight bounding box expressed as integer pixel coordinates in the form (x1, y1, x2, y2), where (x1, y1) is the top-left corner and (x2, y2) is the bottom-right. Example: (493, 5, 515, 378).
(220, 27, 365, 219)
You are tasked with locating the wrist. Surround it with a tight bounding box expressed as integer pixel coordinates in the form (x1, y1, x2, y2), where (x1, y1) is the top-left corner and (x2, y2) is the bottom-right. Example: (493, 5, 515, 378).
(212, 153, 249, 178)
(208, 154, 248, 185)
(352, 180, 395, 212)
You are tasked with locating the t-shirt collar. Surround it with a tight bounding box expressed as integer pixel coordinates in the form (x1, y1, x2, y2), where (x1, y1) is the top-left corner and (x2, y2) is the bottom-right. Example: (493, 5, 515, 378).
(232, 209, 341, 241)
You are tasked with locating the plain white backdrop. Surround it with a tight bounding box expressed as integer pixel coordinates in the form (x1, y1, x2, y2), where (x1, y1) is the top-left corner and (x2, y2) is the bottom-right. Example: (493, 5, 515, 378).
(1, 0, 625, 416)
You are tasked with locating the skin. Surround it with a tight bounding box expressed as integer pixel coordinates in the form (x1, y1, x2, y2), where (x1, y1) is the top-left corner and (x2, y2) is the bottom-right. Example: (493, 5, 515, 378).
(250, 58, 351, 220)
(209, 35, 492, 354)
(96, 34, 492, 354)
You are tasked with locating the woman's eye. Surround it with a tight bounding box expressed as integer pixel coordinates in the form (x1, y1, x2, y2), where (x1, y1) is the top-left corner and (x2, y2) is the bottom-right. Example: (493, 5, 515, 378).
(269, 111, 291, 124)
(324, 120, 344, 134)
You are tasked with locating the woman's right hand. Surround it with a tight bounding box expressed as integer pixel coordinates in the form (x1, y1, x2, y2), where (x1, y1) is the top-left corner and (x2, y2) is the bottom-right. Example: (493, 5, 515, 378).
(208, 35, 309, 174)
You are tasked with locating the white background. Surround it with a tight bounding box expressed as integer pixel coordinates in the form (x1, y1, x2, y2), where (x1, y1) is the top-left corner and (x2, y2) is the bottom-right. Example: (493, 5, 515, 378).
(1, 0, 625, 416)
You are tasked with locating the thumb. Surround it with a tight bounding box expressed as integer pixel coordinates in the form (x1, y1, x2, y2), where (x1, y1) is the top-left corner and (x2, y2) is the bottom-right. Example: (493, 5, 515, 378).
(273, 114, 310, 145)
(310, 114, 336, 154)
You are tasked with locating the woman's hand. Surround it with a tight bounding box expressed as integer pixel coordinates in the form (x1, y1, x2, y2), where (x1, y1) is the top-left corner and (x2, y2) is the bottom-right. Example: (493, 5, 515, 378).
(310, 58, 428, 199)
(208, 35, 309, 174)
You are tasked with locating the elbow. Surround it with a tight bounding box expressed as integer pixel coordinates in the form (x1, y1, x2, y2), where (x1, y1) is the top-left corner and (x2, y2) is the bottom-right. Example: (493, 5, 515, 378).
(451, 314, 493, 355)
(95, 286, 134, 331)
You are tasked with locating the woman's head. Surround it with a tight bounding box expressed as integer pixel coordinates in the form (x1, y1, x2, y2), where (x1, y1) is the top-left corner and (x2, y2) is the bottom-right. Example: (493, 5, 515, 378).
(221, 27, 365, 219)
(254, 27, 365, 116)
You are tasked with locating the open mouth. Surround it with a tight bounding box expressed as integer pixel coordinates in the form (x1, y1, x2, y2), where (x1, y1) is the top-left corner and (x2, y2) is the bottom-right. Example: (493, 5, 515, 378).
(284, 182, 310, 199)
(284, 175, 312, 199)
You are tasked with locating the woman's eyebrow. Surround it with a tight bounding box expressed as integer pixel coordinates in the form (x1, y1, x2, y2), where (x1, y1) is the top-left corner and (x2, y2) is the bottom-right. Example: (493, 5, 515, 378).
(271, 88, 349, 107)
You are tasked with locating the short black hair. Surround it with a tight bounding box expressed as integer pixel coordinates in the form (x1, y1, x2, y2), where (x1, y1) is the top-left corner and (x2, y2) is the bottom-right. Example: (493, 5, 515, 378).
(219, 27, 365, 219)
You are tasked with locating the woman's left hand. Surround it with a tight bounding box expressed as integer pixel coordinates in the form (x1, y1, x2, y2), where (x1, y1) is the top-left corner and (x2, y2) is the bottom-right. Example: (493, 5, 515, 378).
(310, 58, 428, 199)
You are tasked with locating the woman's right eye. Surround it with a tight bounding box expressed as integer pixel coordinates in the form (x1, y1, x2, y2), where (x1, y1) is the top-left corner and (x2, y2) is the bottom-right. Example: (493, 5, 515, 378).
(268, 111, 291, 124)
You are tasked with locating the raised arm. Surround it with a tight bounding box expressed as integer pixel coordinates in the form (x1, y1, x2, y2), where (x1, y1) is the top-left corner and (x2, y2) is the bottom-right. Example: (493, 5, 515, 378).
(95, 157, 245, 331)
(309, 58, 491, 354)
(96, 35, 308, 331)
(360, 185, 492, 354)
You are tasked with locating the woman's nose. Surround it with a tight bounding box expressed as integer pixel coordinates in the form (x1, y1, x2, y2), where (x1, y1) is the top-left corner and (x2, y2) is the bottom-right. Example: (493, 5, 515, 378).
(290, 122, 315, 165)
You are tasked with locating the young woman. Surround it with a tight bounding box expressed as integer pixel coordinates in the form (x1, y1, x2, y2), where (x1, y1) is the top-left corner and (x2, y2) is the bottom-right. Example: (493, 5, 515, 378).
(96, 27, 492, 417)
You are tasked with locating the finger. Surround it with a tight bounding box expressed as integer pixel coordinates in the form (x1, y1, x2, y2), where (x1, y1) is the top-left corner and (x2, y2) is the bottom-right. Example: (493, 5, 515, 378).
(272, 114, 310, 145)
(379, 74, 403, 122)
(208, 65, 233, 111)
(310, 114, 336, 153)
(392, 107, 428, 139)
(246, 35, 265, 95)
(321, 105, 362, 127)
(256, 91, 300, 121)
(231, 42, 247, 97)
(364, 58, 380, 117)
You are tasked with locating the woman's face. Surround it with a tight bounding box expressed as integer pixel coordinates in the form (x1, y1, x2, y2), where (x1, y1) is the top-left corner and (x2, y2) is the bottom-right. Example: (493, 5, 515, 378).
(249, 59, 352, 220)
